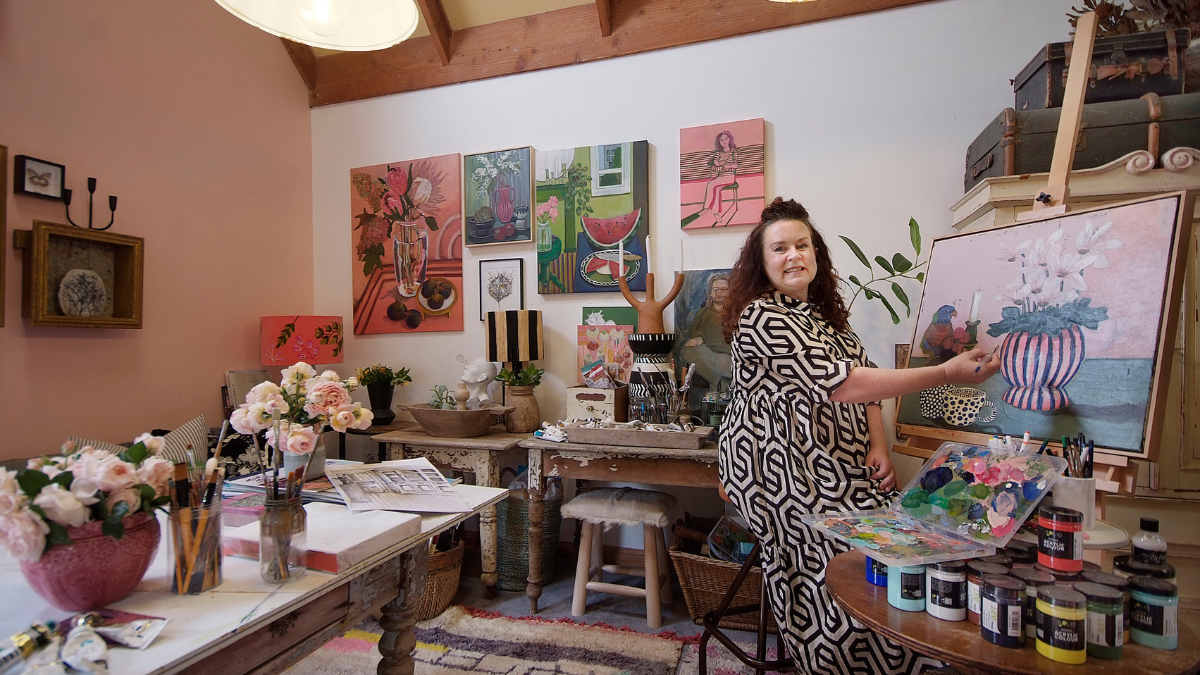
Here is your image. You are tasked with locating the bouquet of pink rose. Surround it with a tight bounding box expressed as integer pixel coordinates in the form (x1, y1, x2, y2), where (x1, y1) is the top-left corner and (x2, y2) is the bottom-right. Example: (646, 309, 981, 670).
(0, 436, 173, 562)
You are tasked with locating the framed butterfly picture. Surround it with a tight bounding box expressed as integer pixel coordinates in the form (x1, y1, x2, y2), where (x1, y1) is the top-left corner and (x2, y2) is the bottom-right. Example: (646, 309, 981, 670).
(14, 155, 65, 200)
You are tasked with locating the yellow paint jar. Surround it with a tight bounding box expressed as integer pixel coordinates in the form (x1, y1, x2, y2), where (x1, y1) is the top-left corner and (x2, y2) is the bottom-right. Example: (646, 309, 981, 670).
(1036, 586, 1087, 665)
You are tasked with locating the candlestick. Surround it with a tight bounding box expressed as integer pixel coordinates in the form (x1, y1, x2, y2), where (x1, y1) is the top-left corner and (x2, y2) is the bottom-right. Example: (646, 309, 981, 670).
(969, 289, 983, 322)
(679, 238, 684, 274)
(618, 238, 624, 276)
(645, 235, 652, 275)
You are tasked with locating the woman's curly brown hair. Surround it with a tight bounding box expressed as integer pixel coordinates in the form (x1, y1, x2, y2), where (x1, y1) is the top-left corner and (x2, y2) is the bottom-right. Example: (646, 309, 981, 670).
(720, 198, 850, 340)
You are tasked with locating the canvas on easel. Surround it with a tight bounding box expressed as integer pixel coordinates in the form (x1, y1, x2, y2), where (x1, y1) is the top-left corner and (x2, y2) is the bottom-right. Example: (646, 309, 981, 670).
(895, 191, 1195, 461)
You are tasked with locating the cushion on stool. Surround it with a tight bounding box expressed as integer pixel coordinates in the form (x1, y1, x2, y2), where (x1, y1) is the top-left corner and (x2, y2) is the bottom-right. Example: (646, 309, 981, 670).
(561, 487, 677, 528)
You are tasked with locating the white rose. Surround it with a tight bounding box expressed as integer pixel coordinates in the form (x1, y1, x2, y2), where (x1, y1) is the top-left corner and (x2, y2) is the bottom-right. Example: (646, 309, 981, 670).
(133, 433, 165, 456)
(281, 363, 316, 394)
(329, 406, 357, 433)
(352, 404, 374, 430)
(0, 509, 48, 562)
(0, 470, 23, 518)
(231, 403, 271, 434)
(32, 483, 89, 528)
(319, 370, 341, 383)
(92, 456, 138, 493)
(246, 381, 282, 405)
(106, 487, 141, 516)
(262, 393, 289, 417)
(345, 376, 359, 390)
(136, 456, 173, 496)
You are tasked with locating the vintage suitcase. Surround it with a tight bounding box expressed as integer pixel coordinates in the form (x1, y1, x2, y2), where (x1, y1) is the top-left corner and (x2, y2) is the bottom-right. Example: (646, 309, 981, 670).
(1014, 29, 1188, 111)
(565, 385, 628, 422)
(964, 92, 1200, 192)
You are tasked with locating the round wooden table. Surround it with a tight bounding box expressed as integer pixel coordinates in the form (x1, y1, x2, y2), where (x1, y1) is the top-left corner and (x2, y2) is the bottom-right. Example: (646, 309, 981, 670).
(825, 550, 1200, 675)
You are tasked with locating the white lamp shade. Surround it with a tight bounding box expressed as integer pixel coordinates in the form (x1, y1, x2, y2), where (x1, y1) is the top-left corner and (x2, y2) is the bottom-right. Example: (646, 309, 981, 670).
(216, 0, 420, 51)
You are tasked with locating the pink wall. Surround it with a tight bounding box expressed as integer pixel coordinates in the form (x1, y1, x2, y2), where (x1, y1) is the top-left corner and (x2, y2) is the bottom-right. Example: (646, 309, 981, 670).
(0, 0, 313, 459)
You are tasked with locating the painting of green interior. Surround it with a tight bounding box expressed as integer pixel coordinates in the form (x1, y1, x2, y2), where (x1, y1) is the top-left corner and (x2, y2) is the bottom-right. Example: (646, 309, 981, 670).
(534, 141, 648, 294)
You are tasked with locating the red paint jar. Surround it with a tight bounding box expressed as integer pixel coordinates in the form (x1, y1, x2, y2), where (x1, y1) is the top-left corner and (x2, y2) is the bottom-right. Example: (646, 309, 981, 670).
(1038, 506, 1083, 572)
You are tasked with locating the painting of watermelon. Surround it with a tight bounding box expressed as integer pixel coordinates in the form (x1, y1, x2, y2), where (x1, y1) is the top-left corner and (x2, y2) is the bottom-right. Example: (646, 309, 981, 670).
(534, 141, 648, 294)
(581, 208, 640, 250)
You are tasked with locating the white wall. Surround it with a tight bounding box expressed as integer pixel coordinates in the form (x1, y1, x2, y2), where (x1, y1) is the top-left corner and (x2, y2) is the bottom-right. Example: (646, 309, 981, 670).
(312, 0, 1081, 545)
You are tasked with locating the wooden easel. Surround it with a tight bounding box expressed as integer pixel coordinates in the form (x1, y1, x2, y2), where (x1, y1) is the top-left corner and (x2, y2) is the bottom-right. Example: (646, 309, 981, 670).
(893, 12, 1139, 494)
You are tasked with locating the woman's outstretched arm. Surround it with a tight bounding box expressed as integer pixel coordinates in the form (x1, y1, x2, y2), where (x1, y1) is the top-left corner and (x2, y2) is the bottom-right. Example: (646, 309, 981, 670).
(830, 347, 1001, 404)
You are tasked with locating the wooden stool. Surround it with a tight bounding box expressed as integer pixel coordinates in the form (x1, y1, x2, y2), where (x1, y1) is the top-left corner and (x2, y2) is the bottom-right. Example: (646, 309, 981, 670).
(561, 487, 676, 628)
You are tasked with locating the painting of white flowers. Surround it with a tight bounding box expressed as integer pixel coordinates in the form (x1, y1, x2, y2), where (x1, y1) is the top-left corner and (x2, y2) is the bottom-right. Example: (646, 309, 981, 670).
(464, 147, 533, 246)
(349, 153, 463, 335)
(895, 193, 1191, 458)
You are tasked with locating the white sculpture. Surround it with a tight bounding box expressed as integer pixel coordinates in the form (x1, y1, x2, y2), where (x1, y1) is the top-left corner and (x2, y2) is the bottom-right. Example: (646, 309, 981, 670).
(460, 356, 498, 403)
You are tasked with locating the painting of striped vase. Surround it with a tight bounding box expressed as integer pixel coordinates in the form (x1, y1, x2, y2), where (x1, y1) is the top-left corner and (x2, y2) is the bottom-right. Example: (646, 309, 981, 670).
(998, 325, 1085, 411)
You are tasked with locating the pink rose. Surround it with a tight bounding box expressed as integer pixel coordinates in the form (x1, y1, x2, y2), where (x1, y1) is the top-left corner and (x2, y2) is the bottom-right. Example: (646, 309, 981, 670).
(0, 509, 49, 562)
(137, 456, 173, 497)
(107, 488, 142, 516)
(0, 469, 23, 518)
(91, 456, 138, 493)
(304, 380, 351, 418)
(32, 484, 89, 528)
(267, 423, 319, 455)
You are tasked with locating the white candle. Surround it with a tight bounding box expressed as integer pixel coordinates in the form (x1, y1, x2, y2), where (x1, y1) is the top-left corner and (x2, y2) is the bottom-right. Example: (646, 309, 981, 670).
(645, 235, 652, 275)
(679, 238, 685, 274)
(969, 289, 983, 322)
(618, 238, 624, 276)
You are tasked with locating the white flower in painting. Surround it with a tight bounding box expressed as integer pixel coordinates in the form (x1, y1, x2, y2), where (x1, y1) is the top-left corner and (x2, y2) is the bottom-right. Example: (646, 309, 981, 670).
(1075, 220, 1122, 268)
(995, 240, 1032, 263)
(1047, 251, 1098, 292)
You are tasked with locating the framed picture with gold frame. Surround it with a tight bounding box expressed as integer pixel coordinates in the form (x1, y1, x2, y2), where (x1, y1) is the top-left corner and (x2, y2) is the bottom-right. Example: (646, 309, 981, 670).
(12, 220, 144, 328)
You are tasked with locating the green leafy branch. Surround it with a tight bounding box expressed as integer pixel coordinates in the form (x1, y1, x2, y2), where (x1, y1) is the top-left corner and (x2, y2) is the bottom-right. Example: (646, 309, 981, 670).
(315, 321, 343, 357)
(841, 217, 927, 325)
(275, 317, 298, 349)
(565, 163, 594, 223)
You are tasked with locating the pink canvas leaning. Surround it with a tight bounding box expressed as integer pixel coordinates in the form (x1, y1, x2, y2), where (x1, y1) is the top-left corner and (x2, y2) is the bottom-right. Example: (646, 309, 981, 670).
(680, 118, 765, 230)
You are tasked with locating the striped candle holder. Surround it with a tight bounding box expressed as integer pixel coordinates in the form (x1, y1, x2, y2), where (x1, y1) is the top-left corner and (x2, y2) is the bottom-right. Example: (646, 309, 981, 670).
(627, 333, 676, 400)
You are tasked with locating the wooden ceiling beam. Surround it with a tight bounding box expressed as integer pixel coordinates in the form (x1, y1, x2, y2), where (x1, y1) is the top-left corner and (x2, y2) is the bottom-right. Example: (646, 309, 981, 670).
(596, 0, 613, 37)
(414, 0, 453, 65)
(280, 37, 318, 92)
(309, 0, 941, 107)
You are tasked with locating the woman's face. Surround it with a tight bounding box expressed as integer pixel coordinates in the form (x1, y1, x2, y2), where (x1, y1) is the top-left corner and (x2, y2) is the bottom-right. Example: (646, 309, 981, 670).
(762, 219, 817, 302)
(718, 133, 732, 150)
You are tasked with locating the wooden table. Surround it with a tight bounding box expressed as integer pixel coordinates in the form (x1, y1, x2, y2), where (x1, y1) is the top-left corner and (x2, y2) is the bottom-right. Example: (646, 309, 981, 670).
(519, 436, 720, 612)
(0, 484, 507, 675)
(374, 426, 528, 594)
(825, 550, 1200, 675)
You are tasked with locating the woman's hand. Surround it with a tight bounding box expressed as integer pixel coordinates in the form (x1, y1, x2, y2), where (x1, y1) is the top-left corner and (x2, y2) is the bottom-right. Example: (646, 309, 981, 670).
(866, 448, 896, 491)
(942, 347, 1001, 385)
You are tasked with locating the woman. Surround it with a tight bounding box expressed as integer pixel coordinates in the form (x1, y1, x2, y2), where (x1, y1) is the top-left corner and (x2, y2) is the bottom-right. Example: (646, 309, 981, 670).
(718, 198, 1000, 675)
(701, 131, 739, 217)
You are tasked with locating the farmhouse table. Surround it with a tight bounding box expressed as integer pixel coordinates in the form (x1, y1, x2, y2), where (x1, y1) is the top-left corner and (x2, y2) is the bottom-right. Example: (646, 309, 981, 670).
(374, 426, 528, 595)
(518, 436, 720, 612)
(0, 484, 507, 675)
(824, 550, 1200, 675)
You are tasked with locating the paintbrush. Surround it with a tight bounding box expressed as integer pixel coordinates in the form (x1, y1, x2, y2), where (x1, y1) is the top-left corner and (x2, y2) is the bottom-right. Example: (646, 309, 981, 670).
(203, 421, 230, 506)
(172, 463, 192, 509)
(974, 345, 1000, 373)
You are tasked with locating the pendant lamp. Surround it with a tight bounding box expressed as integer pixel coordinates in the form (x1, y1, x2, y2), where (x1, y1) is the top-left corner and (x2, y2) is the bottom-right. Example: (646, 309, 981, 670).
(216, 0, 420, 51)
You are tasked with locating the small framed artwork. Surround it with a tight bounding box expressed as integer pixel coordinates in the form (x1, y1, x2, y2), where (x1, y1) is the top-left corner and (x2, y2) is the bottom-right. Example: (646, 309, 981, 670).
(479, 258, 524, 320)
(14, 155, 65, 200)
(463, 146, 534, 247)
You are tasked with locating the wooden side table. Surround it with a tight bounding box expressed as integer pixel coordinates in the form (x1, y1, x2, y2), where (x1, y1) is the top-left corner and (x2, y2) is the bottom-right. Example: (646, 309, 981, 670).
(825, 550, 1200, 675)
(338, 421, 414, 461)
(374, 426, 529, 595)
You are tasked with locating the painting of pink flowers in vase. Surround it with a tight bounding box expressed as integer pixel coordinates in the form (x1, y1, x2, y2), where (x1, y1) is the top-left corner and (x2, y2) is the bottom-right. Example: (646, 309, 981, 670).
(349, 153, 463, 335)
(896, 194, 1189, 457)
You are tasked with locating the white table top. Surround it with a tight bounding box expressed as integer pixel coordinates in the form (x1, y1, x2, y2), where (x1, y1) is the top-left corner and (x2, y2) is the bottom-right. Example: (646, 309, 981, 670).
(1011, 518, 1129, 550)
(0, 484, 507, 675)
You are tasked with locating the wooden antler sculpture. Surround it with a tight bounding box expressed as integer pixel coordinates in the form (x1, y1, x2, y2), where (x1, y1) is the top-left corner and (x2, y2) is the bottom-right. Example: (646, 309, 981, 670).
(617, 271, 685, 334)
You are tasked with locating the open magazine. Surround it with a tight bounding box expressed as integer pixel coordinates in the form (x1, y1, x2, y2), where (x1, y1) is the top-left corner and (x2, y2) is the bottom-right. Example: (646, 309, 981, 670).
(222, 459, 361, 504)
(325, 457, 471, 513)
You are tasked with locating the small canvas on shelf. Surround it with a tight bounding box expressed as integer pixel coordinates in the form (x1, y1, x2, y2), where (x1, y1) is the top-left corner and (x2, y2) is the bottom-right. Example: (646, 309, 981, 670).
(802, 442, 1066, 566)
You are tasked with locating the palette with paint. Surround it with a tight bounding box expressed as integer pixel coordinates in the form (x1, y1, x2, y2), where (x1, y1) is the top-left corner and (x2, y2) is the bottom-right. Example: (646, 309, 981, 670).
(802, 442, 1066, 566)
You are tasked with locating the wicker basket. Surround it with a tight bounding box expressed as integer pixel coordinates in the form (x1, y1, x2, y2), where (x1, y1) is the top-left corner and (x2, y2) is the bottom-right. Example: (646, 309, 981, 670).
(415, 539, 464, 621)
(495, 492, 562, 591)
(668, 540, 776, 633)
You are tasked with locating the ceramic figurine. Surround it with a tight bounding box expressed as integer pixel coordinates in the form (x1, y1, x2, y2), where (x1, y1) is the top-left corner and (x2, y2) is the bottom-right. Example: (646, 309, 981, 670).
(460, 356, 498, 403)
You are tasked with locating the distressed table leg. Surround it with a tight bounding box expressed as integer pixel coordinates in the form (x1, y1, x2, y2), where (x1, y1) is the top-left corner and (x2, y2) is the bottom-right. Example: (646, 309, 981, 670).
(526, 448, 545, 613)
(476, 453, 501, 596)
(377, 547, 428, 675)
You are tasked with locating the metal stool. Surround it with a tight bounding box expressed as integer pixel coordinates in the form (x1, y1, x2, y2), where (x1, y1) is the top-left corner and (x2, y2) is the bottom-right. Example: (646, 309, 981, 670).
(698, 541, 793, 675)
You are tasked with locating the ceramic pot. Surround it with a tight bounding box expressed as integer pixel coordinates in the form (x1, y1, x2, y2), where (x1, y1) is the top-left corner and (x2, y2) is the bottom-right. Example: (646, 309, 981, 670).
(627, 333, 676, 399)
(366, 382, 396, 425)
(280, 429, 326, 480)
(998, 325, 1084, 411)
(504, 385, 541, 433)
(20, 511, 160, 611)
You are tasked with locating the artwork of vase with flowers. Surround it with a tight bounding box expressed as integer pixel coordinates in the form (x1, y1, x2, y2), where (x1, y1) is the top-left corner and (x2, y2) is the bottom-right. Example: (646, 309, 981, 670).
(1, 434, 174, 610)
(464, 147, 532, 246)
(350, 154, 463, 335)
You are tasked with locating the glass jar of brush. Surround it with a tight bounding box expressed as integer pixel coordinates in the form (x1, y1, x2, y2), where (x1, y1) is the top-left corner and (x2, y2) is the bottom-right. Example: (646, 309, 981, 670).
(259, 497, 307, 584)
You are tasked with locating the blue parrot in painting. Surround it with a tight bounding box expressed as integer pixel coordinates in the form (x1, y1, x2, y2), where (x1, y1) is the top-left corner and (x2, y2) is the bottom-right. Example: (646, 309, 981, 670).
(920, 304, 958, 361)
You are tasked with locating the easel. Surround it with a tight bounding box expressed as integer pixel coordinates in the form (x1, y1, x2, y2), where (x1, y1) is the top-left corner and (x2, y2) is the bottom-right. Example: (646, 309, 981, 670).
(892, 12, 1144, 495)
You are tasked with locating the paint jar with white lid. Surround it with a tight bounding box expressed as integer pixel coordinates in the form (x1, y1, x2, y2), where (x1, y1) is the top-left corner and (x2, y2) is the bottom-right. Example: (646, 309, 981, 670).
(925, 560, 967, 621)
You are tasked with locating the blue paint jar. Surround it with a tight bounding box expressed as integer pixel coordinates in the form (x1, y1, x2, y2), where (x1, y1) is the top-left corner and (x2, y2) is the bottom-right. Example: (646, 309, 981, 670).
(887, 564, 926, 612)
(981, 574, 1026, 648)
(1130, 576, 1178, 650)
(865, 556, 888, 587)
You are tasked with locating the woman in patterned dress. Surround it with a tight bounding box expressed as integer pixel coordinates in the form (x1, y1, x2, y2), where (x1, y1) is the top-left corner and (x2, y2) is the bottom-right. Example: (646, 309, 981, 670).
(718, 198, 999, 675)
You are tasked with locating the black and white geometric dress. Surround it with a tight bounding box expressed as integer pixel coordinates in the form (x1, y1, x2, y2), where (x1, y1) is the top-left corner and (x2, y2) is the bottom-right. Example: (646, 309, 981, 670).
(718, 292, 941, 675)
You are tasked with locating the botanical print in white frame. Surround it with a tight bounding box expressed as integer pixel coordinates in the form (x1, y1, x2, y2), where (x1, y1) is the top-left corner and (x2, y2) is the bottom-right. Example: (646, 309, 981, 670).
(479, 258, 524, 320)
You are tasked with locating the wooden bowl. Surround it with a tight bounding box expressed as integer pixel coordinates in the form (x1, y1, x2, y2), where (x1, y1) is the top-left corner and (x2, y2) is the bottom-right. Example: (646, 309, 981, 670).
(400, 404, 513, 438)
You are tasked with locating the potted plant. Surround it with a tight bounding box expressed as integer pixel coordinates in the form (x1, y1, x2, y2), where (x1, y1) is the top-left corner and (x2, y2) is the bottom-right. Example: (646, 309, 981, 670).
(985, 222, 1120, 410)
(495, 364, 546, 433)
(2, 436, 173, 610)
(355, 364, 412, 425)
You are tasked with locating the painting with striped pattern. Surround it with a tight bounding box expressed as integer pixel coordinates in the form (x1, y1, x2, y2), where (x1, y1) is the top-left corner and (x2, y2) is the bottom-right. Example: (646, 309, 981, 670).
(680, 118, 765, 230)
(895, 194, 1189, 456)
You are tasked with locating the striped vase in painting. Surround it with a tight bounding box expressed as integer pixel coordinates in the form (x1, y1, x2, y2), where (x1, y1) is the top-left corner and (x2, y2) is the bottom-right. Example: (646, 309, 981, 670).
(998, 324, 1085, 411)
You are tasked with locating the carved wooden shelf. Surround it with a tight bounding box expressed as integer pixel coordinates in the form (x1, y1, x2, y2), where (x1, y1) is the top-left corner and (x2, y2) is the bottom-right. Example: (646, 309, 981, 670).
(12, 220, 143, 329)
